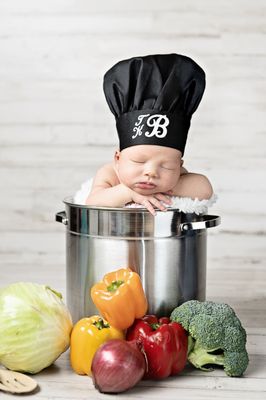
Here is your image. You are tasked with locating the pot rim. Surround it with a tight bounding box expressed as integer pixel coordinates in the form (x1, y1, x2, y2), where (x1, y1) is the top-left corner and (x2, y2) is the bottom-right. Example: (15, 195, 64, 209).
(57, 197, 220, 237)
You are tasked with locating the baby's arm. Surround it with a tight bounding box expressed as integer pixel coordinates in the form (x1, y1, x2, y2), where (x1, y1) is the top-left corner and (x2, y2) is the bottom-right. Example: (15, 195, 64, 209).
(85, 164, 131, 207)
(171, 172, 213, 200)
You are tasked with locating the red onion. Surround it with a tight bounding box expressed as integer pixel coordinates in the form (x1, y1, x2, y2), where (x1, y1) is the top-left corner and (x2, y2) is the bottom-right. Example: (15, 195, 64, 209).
(91, 339, 146, 393)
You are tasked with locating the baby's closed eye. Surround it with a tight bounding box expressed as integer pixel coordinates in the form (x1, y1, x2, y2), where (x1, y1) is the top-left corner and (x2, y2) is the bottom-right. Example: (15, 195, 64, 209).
(131, 159, 145, 164)
(161, 164, 177, 170)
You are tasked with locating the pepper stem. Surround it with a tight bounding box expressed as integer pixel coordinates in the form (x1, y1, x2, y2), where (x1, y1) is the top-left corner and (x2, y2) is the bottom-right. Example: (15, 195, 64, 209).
(150, 323, 161, 330)
(93, 318, 110, 330)
(107, 280, 124, 292)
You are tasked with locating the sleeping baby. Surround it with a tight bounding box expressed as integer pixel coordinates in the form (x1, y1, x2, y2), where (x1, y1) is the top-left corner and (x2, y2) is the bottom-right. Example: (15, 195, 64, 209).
(85, 54, 214, 215)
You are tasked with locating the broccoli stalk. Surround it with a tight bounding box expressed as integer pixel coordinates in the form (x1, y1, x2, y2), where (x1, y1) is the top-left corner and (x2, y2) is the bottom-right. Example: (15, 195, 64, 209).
(188, 340, 225, 371)
(171, 300, 249, 377)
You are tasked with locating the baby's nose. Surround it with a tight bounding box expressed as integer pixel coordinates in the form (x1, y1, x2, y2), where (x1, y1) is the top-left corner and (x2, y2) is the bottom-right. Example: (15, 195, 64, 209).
(145, 171, 157, 177)
(144, 165, 158, 177)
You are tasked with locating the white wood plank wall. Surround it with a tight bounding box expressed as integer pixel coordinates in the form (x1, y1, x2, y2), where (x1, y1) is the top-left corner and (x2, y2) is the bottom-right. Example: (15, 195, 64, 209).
(0, 0, 265, 301)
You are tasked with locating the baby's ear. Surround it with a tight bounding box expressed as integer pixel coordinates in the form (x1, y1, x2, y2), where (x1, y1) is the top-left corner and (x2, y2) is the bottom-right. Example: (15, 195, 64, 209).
(114, 150, 120, 162)
(180, 159, 184, 166)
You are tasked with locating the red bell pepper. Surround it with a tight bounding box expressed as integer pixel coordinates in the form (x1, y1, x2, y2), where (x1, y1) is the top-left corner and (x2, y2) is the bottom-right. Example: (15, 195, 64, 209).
(126, 315, 188, 379)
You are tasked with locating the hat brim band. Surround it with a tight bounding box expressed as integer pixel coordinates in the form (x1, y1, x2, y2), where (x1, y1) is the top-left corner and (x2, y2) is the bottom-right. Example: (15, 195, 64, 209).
(116, 110, 190, 154)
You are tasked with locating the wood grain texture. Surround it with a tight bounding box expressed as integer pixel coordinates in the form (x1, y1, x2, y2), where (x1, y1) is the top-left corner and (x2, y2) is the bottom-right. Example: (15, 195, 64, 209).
(0, 0, 265, 398)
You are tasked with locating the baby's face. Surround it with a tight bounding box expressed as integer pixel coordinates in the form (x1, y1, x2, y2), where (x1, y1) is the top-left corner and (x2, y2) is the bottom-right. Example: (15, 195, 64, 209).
(115, 145, 182, 195)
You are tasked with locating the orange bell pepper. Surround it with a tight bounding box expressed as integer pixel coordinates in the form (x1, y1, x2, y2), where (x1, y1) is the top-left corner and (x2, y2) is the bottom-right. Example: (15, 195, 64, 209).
(70, 315, 124, 376)
(91, 268, 148, 330)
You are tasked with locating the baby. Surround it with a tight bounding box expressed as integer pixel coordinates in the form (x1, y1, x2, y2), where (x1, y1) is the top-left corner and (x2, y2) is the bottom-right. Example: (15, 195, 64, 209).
(86, 145, 212, 215)
(86, 54, 213, 215)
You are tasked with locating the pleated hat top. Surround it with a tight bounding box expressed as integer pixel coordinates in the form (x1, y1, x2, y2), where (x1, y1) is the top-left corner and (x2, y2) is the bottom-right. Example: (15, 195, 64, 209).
(103, 53, 206, 154)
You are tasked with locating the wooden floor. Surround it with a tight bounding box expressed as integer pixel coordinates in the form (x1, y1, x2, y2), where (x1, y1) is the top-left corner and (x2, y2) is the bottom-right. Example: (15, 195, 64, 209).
(1, 231, 266, 400)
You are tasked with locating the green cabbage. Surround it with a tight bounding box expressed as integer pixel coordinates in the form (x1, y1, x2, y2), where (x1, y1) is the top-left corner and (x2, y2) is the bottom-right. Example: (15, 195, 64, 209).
(0, 282, 72, 374)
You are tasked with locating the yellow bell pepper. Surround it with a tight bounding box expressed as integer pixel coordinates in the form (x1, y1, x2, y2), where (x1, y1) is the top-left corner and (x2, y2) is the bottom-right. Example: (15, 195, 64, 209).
(91, 268, 148, 330)
(70, 315, 124, 376)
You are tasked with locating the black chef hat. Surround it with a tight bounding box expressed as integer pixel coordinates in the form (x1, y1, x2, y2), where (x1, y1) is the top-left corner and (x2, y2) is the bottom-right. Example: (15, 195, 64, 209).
(103, 54, 205, 155)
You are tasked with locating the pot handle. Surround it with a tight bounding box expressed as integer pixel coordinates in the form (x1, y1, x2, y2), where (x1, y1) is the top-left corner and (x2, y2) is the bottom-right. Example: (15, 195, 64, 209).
(55, 211, 68, 225)
(180, 215, 221, 232)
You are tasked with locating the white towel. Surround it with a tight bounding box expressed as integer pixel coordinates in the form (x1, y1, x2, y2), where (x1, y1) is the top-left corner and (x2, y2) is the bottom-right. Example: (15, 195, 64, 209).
(74, 178, 95, 205)
(74, 177, 217, 215)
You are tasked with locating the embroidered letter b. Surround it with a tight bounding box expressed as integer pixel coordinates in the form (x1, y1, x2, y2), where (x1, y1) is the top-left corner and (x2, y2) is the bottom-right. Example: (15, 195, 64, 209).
(145, 114, 169, 138)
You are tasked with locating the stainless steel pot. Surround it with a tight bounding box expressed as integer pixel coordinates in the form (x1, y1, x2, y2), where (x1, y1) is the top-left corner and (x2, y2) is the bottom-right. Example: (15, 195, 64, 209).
(56, 197, 220, 323)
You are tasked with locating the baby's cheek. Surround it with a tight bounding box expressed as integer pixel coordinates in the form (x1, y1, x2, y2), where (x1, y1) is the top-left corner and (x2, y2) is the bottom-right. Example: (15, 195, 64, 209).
(119, 169, 136, 186)
(163, 171, 180, 186)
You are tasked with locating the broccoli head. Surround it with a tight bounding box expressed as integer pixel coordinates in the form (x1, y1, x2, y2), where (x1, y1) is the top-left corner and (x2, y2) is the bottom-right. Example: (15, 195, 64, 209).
(170, 300, 249, 377)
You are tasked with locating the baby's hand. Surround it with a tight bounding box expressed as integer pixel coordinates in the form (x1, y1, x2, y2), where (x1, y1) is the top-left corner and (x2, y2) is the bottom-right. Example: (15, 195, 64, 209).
(165, 189, 174, 196)
(130, 191, 172, 216)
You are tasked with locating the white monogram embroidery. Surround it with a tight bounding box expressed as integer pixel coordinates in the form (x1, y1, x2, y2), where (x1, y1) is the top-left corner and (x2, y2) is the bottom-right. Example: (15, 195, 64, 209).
(132, 114, 169, 139)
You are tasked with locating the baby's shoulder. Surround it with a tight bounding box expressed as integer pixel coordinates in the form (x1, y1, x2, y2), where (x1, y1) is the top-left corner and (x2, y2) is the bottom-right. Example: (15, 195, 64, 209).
(94, 162, 119, 186)
(97, 162, 116, 176)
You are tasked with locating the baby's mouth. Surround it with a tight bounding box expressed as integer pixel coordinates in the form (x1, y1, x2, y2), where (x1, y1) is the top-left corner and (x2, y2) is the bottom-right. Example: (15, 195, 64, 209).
(134, 182, 156, 190)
